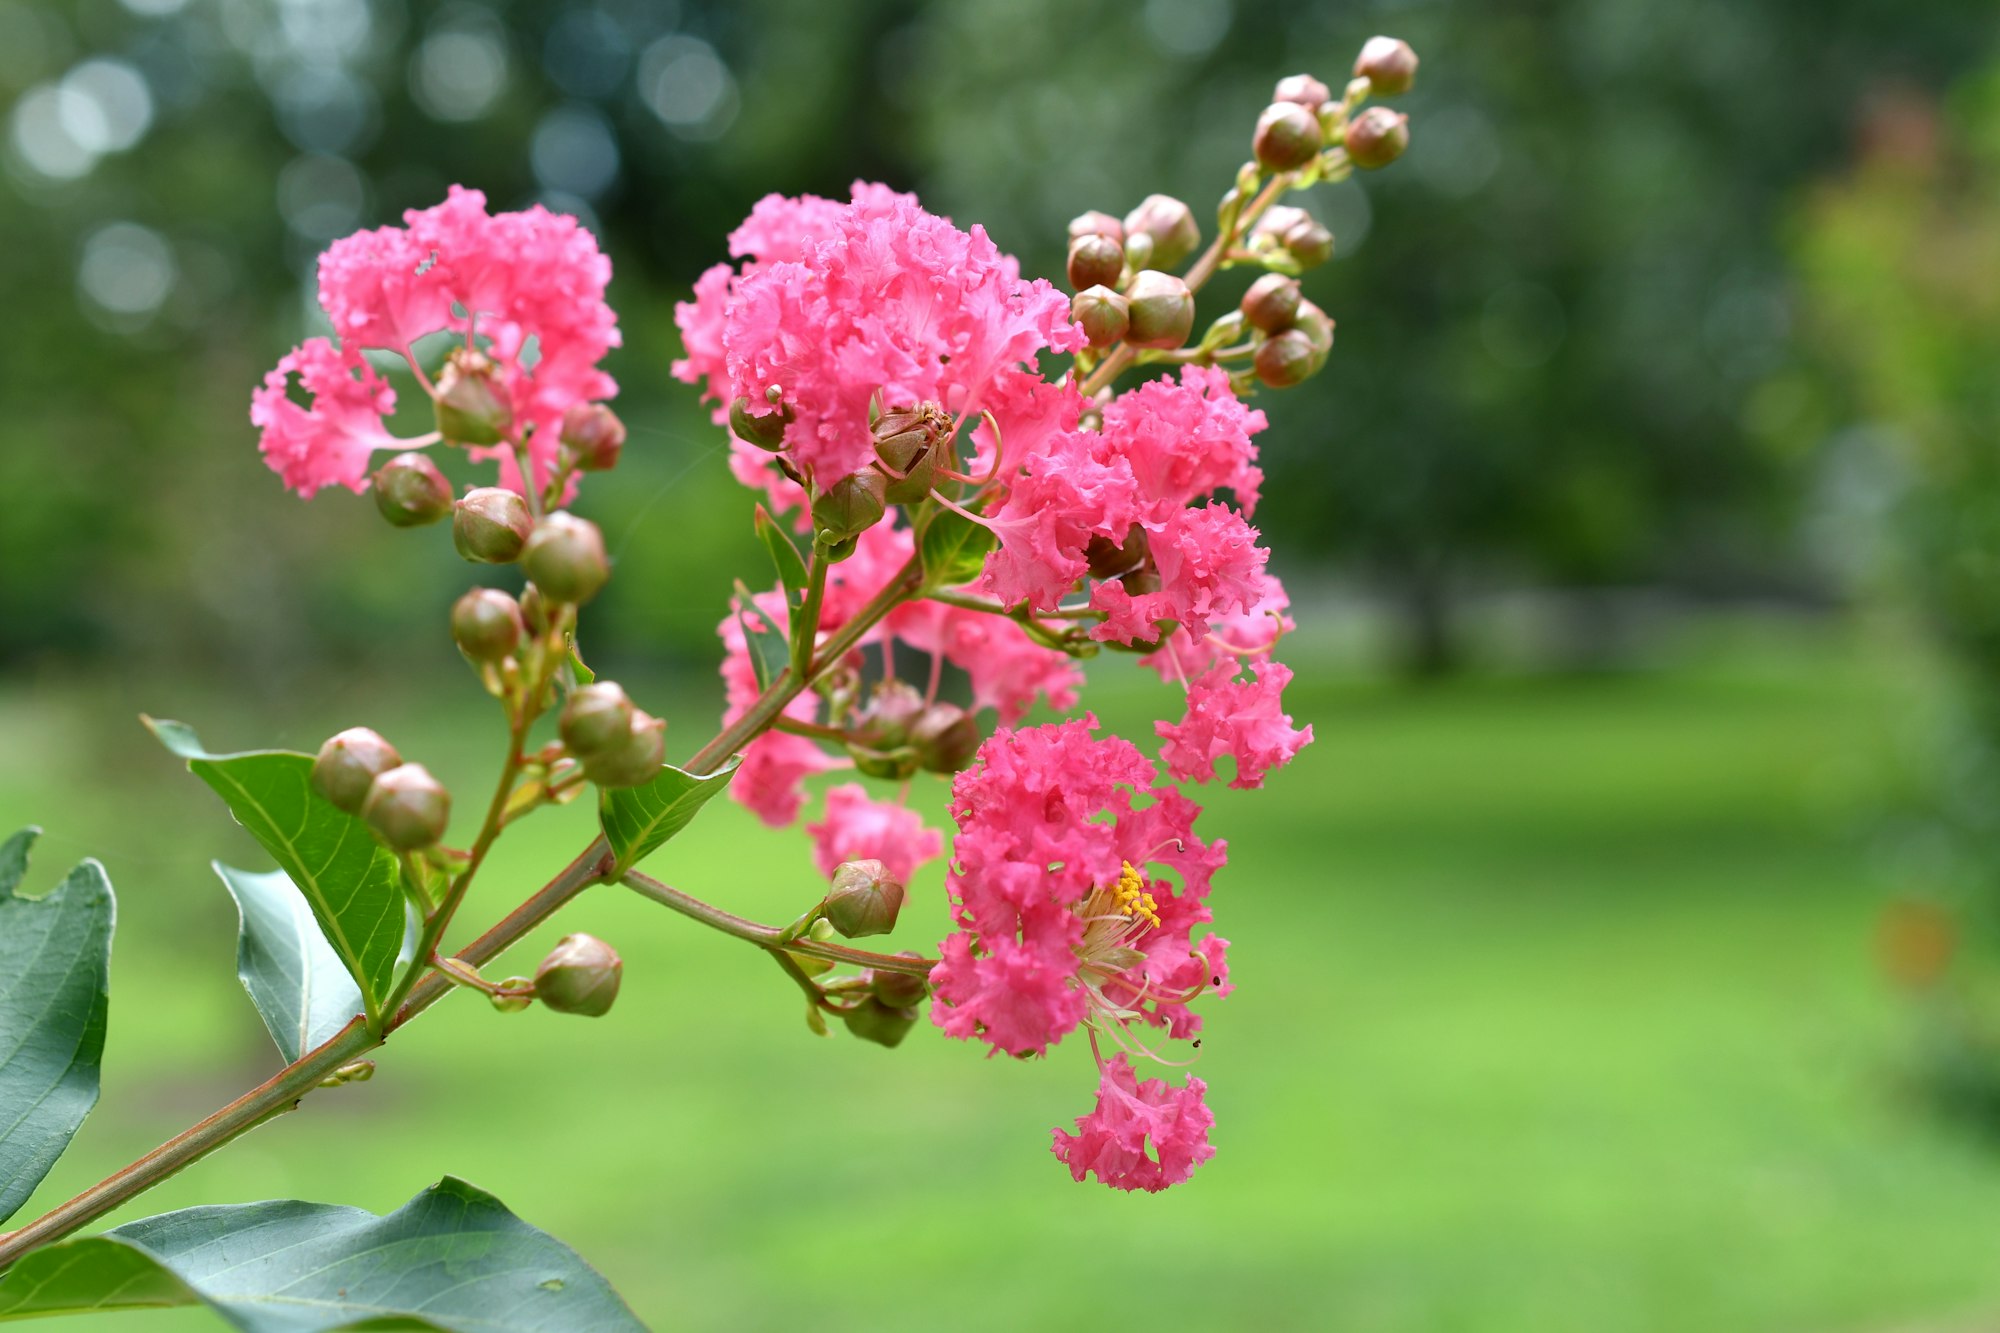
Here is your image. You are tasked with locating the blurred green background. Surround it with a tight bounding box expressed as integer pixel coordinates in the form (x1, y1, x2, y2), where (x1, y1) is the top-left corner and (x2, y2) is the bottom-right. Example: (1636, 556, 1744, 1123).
(9, 0, 2000, 1329)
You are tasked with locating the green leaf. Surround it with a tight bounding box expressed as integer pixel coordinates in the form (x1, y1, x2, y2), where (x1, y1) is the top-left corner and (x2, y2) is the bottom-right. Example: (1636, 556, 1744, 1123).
(212, 863, 364, 1065)
(0, 1176, 644, 1331)
(919, 506, 996, 588)
(599, 755, 742, 875)
(145, 718, 403, 1027)
(754, 503, 809, 607)
(0, 829, 113, 1227)
(732, 582, 791, 691)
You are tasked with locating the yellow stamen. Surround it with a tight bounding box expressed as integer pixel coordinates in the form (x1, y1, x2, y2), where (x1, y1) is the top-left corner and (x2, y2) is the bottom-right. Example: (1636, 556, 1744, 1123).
(1111, 861, 1161, 929)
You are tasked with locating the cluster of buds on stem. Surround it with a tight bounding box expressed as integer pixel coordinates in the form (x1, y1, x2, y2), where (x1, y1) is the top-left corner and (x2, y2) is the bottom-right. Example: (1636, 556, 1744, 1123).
(559, 681, 666, 789)
(311, 727, 452, 851)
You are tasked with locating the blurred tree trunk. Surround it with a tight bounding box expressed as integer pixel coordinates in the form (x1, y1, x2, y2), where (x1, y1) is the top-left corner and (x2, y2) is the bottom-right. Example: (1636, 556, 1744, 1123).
(1394, 563, 1459, 680)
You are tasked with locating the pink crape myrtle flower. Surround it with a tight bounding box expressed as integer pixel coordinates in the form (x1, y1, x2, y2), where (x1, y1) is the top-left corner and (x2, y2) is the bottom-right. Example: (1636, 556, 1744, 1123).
(1097, 366, 1267, 517)
(807, 784, 941, 884)
(930, 718, 1227, 1062)
(1052, 1056, 1215, 1193)
(249, 339, 400, 496)
(887, 600, 1083, 725)
(1158, 660, 1313, 789)
(674, 181, 1082, 492)
(258, 186, 620, 499)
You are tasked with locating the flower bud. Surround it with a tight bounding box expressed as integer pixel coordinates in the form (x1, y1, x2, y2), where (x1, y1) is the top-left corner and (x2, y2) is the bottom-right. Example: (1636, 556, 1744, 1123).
(534, 933, 623, 1017)
(1344, 106, 1410, 170)
(1292, 299, 1336, 369)
(451, 587, 525, 663)
(432, 350, 512, 445)
(372, 452, 452, 528)
(1282, 213, 1335, 270)
(521, 512, 610, 605)
(1254, 329, 1320, 388)
(311, 727, 402, 815)
(1273, 72, 1332, 110)
(1086, 524, 1149, 580)
(560, 403, 626, 472)
(1123, 194, 1201, 271)
(1066, 233, 1125, 292)
(1072, 286, 1130, 348)
(812, 468, 888, 543)
(841, 996, 918, 1048)
(453, 487, 533, 563)
(1123, 271, 1196, 350)
(730, 396, 791, 451)
(1240, 273, 1302, 333)
(1253, 102, 1324, 173)
(1066, 210, 1124, 244)
(582, 709, 666, 789)
(560, 681, 636, 759)
(873, 403, 949, 506)
(852, 680, 924, 752)
(519, 583, 552, 635)
(361, 763, 451, 851)
(1354, 36, 1418, 96)
(911, 703, 980, 774)
(823, 859, 904, 939)
(870, 958, 929, 1008)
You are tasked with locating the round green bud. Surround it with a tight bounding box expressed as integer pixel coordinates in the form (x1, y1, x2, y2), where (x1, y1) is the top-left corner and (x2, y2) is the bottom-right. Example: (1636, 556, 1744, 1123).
(1124, 270, 1196, 350)
(823, 859, 905, 939)
(361, 763, 451, 851)
(533, 933, 623, 1017)
(730, 395, 791, 451)
(372, 452, 452, 528)
(1273, 72, 1332, 110)
(521, 513, 610, 605)
(1254, 328, 1320, 388)
(560, 681, 636, 759)
(1284, 215, 1335, 270)
(869, 957, 929, 1008)
(1067, 210, 1124, 244)
(560, 403, 626, 472)
(1073, 285, 1130, 348)
(519, 583, 553, 636)
(873, 404, 949, 507)
(1123, 194, 1201, 271)
(842, 996, 918, 1048)
(453, 488, 533, 564)
(812, 468, 889, 543)
(451, 587, 525, 663)
(1240, 273, 1302, 334)
(1067, 233, 1125, 292)
(911, 703, 980, 774)
(852, 680, 925, 752)
(1291, 299, 1336, 368)
(433, 351, 512, 445)
(582, 709, 666, 789)
(1253, 102, 1324, 173)
(1354, 36, 1419, 96)
(311, 727, 402, 815)
(1344, 106, 1410, 170)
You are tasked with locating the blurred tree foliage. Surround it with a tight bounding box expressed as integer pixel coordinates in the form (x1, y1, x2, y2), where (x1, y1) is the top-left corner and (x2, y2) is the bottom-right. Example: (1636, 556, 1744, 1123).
(1, 0, 1995, 684)
(1792, 66, 2000, 1110)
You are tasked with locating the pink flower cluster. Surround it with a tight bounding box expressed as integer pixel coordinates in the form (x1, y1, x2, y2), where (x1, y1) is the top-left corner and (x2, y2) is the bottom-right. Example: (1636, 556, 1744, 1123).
(678, 183, 1319, 1190)
(253, 187, 619, 497)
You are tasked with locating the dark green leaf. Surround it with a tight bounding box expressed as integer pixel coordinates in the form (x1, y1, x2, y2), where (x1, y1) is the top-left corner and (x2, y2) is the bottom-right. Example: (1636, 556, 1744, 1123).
(0, 1176, 644, 1331)
(732, 582, 791, 691)
(754, 503, 809, 607)
(919, 506, 996, 588)
(0, 829, 113, 1227)
(145, 718, 403, 1026)
(599, 755, 742, 874)
(213, 863, 364, 1065)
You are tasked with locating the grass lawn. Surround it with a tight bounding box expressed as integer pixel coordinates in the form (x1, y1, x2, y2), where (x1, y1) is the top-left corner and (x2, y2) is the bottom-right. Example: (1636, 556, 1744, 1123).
(4, 619, 1998, 1331)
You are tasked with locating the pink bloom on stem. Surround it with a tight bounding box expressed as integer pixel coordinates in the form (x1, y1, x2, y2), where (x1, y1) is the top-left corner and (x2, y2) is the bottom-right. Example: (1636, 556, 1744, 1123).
(249, 339, 400, 496)
(1051, 1056, 1216, 1193)
(808, 784, 942, 884)
(978, 429, 1137, 613)
(1098, 366, 1267, 516)
(1089, 505, 1270, 646)
(1158, 660, 1313, 789)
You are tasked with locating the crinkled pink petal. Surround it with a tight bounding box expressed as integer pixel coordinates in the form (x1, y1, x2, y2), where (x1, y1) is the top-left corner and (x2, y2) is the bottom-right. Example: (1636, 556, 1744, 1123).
(1098, 365, 1267, 516)
(249, 338, 399, 497)
(1158, 660, 1313, 789)
(1051, 1056, 1215, 1192)
(929, 931, 1089, 1058)
(807, 784, 942, 884)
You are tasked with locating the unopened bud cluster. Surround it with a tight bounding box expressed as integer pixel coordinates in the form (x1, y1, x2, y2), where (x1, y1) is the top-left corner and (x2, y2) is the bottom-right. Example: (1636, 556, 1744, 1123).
(559, 681, 665, 789)
(843, 681, 980, 780)
(311, 727, 452, 851)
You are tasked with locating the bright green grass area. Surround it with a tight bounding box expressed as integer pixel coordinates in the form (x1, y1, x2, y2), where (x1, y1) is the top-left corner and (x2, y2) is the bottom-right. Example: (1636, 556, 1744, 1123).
(4, 621, 1998, 1332)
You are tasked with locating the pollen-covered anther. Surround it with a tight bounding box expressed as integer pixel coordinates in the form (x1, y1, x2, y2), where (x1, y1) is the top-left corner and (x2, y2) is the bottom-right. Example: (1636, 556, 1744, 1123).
(1111, 861, 1162, 929)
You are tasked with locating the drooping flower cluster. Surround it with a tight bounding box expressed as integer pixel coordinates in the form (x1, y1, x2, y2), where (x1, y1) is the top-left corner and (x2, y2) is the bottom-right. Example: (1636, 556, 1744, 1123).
(253, 187, 619, 498)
